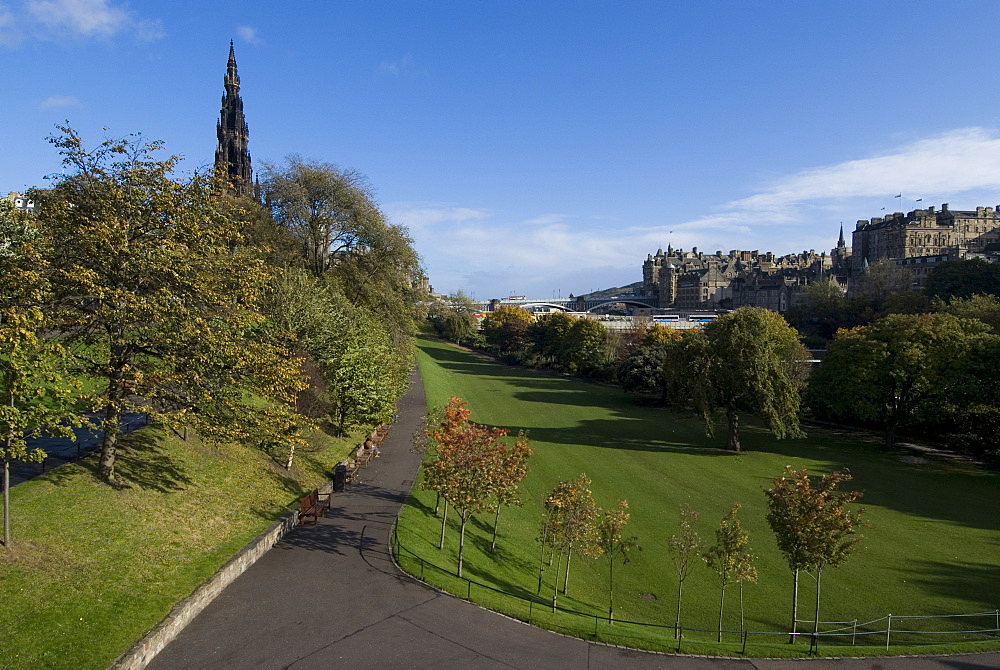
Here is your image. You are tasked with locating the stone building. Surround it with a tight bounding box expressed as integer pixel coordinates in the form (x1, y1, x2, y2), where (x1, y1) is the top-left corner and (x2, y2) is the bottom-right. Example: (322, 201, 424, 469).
(640, 244, 836, 311)
(2, 192, 34, 213)
(851, 203, 1000, 275)
(215, 41, 253, 197)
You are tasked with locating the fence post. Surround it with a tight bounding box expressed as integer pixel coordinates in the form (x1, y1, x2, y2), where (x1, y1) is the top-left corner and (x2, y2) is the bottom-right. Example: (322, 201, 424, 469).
(420, 558, 425, 581)
(852, 619, 857, 646)
(594, 615, 599, 638)
(467, 579, 472, 601)
(528, 599, 532, 624)
(995, 609, 999, 637)
(885, 614, 891, 651)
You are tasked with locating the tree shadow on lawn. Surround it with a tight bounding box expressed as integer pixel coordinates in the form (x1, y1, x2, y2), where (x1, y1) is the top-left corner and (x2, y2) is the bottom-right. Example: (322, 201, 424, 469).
(38, 430, 194, 493)
(896, 558, 1000, 617)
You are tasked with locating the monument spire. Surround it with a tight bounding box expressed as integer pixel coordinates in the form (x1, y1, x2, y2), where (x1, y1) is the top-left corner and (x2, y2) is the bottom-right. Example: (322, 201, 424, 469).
(214, 40, 252, 196)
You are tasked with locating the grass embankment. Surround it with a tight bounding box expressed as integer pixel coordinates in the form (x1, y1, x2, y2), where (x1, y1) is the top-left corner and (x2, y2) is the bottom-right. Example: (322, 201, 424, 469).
(1, 424, 358, 669)
(396, 336, 1000, 658)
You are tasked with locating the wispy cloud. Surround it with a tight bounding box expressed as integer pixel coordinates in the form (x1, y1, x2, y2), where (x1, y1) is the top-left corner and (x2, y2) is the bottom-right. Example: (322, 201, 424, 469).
(0, 0, 162, 46)
(39, 94, 79, 109)
(404, 128, 1000, 297)
(236, 25, 260, 45)
(377, 54, 427, 79)
(385, 202, 491, 229)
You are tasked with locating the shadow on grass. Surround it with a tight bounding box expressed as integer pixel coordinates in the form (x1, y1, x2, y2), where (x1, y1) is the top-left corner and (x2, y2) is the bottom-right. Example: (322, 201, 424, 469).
(93, 431, 194, 492)
(900, 559, 1000, 614)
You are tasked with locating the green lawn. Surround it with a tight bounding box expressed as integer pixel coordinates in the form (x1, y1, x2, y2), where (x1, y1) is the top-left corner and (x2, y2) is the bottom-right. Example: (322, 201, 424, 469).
(1, 424, 358, 669)
(396, 336, 1000, 657)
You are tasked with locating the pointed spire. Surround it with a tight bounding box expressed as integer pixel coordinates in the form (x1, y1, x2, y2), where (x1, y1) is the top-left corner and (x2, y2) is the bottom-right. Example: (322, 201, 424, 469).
(838, 224, 846, 248)
(215, 40, 252, 197)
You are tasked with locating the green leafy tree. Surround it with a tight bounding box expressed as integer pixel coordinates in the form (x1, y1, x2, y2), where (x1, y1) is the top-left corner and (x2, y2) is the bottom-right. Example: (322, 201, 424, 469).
(441, 311, 478, 346)
(558, 318, 607, 372)
(786, 279, 851, 340)
(807, 312, 992, 449)
(35, 126, 306, 483)
(703, 503, 757, 642)
(261, 155, 423, 344)
(667, 503, 703, 638)
(539, 474, 598, 608)
(582, 500, 639, 624)
(0, 307, 85, 547)
(529, 311, 576, 365)
(667, 307, 809, 451)
(616, 344, 669, 398)
(924, 258, 1000, 301)
(934, 293, 1000, 334)
(482, 305, 534, 355)
(765, 467, 865, 643)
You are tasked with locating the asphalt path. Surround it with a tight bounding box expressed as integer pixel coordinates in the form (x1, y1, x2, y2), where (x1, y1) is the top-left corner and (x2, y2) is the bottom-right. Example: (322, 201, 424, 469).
(146, 369, 1000, 670)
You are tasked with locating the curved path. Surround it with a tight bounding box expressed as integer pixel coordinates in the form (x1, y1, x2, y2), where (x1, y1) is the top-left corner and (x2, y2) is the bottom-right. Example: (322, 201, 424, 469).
(148, 370, 1000, 670)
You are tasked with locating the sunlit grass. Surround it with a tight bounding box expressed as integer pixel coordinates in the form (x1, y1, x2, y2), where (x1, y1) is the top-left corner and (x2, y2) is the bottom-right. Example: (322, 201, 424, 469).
(0, 423, 358, 669)
(397, 336, 1000, 657)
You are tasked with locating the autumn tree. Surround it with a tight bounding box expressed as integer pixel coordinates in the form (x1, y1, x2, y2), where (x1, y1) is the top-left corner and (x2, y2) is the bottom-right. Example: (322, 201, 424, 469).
(667, 503, 704, 638)
(488, 430, 532, 553)
(34, 126, 306, 483)
(703, 503, 757, 642)
(420, 397, 472, 545)
(582, 499, 639, 624)
(665, 307, 809, 451)
(420, 396, 515, 577)
(765, 467, 865, 643)
(482, 305, 534, 355)
(539, 474, 598, 609)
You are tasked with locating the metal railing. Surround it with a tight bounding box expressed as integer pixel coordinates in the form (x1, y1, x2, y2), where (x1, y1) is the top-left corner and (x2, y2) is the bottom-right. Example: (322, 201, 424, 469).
(391, 523, 999, 655)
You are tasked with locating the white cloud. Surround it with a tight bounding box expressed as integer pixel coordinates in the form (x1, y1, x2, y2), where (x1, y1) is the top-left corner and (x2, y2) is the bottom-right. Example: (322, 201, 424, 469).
(385, 202, 491, 230)
(39, 94, 79, 109)
(0, 0, 161, 45)
(236, 25, 260, 45)
(404, 127, 1000, 298)
(377, 54, 427, 79)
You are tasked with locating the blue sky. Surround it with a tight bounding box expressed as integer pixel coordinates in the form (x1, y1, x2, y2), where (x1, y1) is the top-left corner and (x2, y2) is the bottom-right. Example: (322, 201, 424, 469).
(5, 1, 1000, 299)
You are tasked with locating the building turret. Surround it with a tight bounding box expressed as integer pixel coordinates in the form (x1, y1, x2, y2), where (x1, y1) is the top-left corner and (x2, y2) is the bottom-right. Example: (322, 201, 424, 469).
(214, 40, 253, 197)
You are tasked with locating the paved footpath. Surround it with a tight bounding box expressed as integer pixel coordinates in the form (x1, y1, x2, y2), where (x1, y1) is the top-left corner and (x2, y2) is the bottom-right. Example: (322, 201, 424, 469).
(147, 370, 1000, 670)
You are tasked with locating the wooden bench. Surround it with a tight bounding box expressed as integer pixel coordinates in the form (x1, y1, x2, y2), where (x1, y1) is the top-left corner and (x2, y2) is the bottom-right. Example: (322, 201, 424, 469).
(298, 489, 331, 525)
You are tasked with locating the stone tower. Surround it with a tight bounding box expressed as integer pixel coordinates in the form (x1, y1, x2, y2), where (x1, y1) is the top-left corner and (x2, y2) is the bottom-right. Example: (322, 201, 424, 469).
(214, 40, 252, 196)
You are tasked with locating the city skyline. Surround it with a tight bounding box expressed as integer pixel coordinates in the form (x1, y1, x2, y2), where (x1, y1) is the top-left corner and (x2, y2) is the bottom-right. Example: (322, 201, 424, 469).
(4, 1, 1000, 298)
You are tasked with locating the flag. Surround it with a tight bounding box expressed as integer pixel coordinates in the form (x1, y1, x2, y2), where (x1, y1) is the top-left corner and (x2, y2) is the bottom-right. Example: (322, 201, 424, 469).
(894, 193, 901, 198)
(916, 198, 922, 202)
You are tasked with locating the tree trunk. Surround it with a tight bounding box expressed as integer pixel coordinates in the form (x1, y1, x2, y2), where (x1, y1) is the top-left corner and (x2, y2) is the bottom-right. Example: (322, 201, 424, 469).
(438, 498, 449, 550)
(3, 456, 10, 548)
(674, 578, 684, 638)
(813, 565, 824, 637)
(726, 406, 741, 452)
(284, 443, 295, 470)
(608, 555, 615, 624)
(537, 521, 548, 593)
(552, 548, 563, 612)
(457, 511, 467, 577)
(884, 413, 900, 450)
(739, 581, 745, 636)
(563, 545, 572, 594)
(789, 567, 799, 643)
(434, 492, 440, 515)
(491, 502, 501, 553)
(99, 395, 122, 483)
(718, 583, 727, 642)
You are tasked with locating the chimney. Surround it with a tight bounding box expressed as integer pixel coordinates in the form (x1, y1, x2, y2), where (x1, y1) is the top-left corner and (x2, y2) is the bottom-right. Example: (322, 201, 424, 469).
(942, 203, 949, 212)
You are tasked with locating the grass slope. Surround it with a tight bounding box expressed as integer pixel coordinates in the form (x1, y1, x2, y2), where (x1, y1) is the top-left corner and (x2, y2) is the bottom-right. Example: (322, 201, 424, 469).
(396, 336, 1000, 657)
(1, 424, 357, 669)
